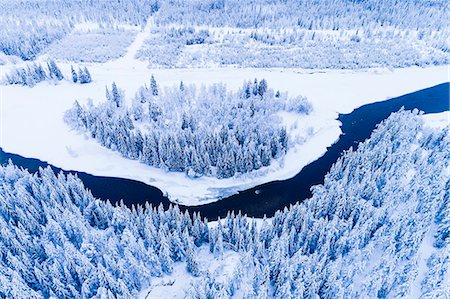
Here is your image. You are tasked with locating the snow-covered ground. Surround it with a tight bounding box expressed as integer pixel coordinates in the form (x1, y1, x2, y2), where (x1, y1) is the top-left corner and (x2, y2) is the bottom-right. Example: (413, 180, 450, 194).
(138, 246, 240, 299)
(422, 111, 450, 129)
(1, 20, 449, 205)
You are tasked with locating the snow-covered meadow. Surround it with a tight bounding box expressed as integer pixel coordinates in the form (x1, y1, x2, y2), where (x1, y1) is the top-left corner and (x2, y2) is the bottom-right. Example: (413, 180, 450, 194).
(44, 28, 138, 63)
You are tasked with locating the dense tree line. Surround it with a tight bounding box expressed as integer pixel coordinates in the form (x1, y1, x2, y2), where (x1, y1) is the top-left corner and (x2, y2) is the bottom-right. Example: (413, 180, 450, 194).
(2, 61, 92, 87)
(2, 0, 448, 67)
(65, 78, 312, 178)
(0, 20, 71, 61)
(136, 0, 450, 68)
(155, 0, 450, 30)
(2, 110, 449, 297)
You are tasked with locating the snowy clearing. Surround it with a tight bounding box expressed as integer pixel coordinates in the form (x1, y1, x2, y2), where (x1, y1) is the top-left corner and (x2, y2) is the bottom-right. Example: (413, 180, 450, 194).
(138, 246, 240, 299)
(1, 21, 449, 205)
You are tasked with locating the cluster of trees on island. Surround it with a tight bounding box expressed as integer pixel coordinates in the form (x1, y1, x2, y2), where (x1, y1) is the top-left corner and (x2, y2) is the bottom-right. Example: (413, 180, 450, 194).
(2, 61, 92, 87)
(1, 110, 448, 298)
(65, 77, 312, 178)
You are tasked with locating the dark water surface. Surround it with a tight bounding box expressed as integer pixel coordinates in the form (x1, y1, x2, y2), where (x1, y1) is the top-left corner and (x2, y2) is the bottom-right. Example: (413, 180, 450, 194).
(1, 83, 449, 219)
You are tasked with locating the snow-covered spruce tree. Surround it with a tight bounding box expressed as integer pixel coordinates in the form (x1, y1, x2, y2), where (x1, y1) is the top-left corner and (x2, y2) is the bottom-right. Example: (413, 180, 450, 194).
(110, 81, 123, 107)
(78, 66, 92, 84)
(150, 74, 159, 96)
(65, 77, 312, 179)
(47, 60, 64, 81)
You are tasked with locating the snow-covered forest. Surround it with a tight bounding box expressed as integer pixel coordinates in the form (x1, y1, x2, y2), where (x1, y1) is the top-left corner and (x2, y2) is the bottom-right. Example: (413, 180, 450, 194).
(1, 110, 448, 298)
(136, 0, 450, 68)
(1, 0, 448, 67)
(136, 25, 450, 68)
(0, 0, 159, 61)
(65, 78, 312, 178)
(155, 0, 449, 29)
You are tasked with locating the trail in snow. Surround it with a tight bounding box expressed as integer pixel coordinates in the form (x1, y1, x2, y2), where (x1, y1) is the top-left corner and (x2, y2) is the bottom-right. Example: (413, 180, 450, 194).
(112, 17, 153, 69)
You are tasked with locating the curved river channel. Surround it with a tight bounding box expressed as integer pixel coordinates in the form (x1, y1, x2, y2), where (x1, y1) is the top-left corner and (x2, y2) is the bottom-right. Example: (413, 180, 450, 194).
(1, 83, 449, 220)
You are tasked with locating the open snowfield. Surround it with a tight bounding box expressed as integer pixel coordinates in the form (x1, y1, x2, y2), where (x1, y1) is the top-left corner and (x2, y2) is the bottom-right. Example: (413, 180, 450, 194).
(1, 20, 449, 205)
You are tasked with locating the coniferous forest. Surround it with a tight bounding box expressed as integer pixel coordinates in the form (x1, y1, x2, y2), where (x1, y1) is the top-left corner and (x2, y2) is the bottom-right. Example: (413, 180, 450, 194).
(1, 110, 448, 298)
(1, 0, 449, 68)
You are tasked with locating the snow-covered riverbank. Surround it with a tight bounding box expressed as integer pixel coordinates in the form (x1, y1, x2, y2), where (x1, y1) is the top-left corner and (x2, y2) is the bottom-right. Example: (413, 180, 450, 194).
(1, 21, 448, 205)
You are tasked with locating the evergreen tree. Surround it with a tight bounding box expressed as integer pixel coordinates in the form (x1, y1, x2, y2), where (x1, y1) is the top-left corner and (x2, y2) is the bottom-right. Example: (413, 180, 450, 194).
(84, 67, 92, 83)
(244, 82, 251, 99)
(111, 82, 123, 107)
(150, 74, 159, 96)
(214, 222, 224, 259)
(252, 78, 258, 96)
(258, 78, 267, 97)
(105, 85, 112, 102)
(179, 80, 185, 92)
(186, 241, 201, 277)
(71, 65, 78, 83)
(47, 60, 64, 81)
(78, 66, 92, 84)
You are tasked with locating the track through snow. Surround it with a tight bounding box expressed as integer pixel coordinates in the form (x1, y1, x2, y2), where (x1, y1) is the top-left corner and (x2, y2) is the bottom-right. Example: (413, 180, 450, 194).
(113, 17, 154, 69)
(1, 28, 449, 205)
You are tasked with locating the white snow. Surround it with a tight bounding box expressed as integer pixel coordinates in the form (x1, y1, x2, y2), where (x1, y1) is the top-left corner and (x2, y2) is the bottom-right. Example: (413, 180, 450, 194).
(421, 111, 450, 129)
(138, 246, 240, 299)
(0, 20, 449, 205)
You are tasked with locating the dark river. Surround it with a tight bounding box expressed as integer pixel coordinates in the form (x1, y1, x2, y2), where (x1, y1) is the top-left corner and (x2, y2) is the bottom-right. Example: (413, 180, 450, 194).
(1, 83, 449, 220)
